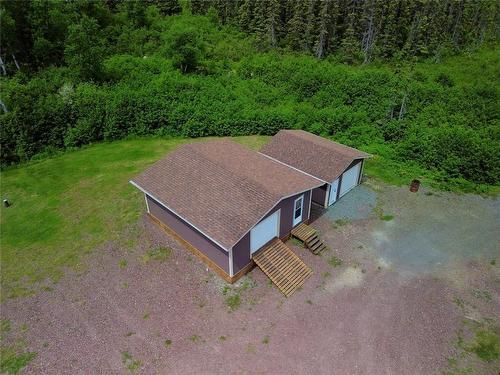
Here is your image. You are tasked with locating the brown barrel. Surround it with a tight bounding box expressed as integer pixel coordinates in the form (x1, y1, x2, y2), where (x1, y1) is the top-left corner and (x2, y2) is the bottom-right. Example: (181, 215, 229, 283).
(410, 179, 420, 192)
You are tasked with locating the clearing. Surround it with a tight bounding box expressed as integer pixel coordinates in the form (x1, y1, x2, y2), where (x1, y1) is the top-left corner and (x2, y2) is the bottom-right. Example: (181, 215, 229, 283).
(1, 137, 499, 374)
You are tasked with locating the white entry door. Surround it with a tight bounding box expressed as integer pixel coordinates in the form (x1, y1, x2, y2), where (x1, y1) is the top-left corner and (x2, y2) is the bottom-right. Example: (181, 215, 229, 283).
(339, 162, 361, 198)
(292, 195, 304, 227)
(250, 210, 280, 254)
(328, 179, 339, 206)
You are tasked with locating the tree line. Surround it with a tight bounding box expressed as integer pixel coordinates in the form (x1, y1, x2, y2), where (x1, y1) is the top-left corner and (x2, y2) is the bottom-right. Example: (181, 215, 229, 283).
(0, 1, 498, 190)
(0, 0, 182, 75)
(190, 0, 499, 62)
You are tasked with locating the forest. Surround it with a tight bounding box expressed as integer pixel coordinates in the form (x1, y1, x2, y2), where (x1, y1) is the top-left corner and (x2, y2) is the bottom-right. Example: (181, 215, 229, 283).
(0, 0, 499, 192)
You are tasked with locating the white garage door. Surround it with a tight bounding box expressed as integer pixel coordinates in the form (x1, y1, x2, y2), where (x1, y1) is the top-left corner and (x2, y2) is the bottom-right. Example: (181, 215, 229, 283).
(250, 210, 280, 254)
(339, 162, 361, 198)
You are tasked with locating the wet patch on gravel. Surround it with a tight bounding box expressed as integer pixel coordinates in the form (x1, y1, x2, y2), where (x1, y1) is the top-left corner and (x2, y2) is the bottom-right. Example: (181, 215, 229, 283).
(1, 181, 499, 374)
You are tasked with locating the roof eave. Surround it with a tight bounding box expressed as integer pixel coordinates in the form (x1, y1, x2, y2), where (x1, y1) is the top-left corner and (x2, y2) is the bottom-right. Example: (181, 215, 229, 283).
(129, 180, 231, 252)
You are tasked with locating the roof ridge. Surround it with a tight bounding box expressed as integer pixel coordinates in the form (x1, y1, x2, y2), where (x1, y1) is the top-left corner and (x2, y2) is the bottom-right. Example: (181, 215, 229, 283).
(187, 140, 315, 199)
(282, 129, 371, 157)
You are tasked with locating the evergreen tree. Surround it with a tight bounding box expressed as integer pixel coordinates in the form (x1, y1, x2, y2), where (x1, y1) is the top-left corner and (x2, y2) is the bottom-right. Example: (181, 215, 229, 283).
(314, 0, 330, 59)
(266, 0, 281, 47)
(286, 0, 308, 51)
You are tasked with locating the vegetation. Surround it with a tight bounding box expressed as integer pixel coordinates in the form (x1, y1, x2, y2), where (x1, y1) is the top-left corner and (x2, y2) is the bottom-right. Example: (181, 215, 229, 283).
(0, 1, 498, 194)
(0, 136, 264, 300)
(188, 334, 201, 343)
(468, 329, 500, 362)
(225, 294, 242, 311)
(121, 351, 142, 372)
(328, 256, 343, 267)
(192, 0, 498, 61)
(0, 345, 37, 375)
(0, 0, 498, 299)
(332, 218, 350, 228)
(0, 320, 36, 375)
(141, 246, 172, 263)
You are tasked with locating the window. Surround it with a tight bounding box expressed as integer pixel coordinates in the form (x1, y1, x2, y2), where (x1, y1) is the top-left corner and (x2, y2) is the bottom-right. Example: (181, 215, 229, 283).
(294, 199, 302, 219)
(293, 195, 303, 226)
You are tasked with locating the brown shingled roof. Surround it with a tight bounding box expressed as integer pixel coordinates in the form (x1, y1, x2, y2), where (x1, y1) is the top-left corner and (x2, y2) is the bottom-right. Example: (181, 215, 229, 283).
(260, 130, 370, 183)
(131, 140, 322, 250)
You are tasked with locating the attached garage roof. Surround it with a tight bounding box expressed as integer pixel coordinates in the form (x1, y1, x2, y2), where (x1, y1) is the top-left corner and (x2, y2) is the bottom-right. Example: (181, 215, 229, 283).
(260, 130, 370, 183)
(131, 140, 322, 251)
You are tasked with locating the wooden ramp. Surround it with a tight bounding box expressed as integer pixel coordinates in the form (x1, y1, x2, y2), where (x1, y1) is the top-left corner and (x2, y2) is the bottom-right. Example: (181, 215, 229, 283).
(291, 223, 327, 255)
(252, 238, 312, 297)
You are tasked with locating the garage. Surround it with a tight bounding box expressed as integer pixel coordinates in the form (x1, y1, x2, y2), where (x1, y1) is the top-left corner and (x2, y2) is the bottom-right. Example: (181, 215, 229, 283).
(250, 210, 280, 255)
(339, 162, 361, 198)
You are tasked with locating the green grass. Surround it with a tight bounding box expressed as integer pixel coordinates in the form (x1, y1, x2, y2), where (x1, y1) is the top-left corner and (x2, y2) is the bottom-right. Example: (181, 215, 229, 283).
(471, 289, 492, 302)
(363, 143, 500, 196)
(372, 200, 394, 221)
(0, 345, 37, 375)
(332, 218, 350, 228)
(140, 246, 172, 264)
(0, 136, 268, 300)
(328, 256, 343, 268)
(468, 330, 500, 362)
(188, 335, 201, 343)
(0, 319, 11, 335)
(225, 294, 241, 311)
(121, 351, 142, 372)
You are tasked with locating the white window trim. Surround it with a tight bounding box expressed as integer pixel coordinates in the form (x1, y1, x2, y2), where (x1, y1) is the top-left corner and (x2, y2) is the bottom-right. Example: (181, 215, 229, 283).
(293, 195, 304, 227)
(307, 190, 312, 221)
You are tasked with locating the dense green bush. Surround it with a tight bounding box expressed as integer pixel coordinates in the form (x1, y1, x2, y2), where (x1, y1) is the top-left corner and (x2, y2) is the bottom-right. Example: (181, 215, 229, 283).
(0, 6, 498, 191)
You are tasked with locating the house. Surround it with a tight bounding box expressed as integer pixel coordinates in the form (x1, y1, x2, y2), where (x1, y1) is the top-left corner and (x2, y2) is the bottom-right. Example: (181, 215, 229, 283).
(260, 130, 370, 208)
(130, 139, 323, 284)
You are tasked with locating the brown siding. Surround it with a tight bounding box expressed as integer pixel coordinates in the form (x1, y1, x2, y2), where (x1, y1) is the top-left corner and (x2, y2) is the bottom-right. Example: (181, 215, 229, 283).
(147, 196, 229, 273)
(312, 184, 328, 207)
(232, 190, 312, 274)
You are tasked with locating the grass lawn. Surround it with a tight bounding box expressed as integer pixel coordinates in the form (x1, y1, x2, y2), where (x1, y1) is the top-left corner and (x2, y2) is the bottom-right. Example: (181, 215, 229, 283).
(0, 135, 269, 299)
(1, 133, 496, 300)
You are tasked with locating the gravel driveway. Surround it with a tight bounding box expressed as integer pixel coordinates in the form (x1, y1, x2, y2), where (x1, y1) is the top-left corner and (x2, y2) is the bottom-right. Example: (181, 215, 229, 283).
(2, 180, 499, 374)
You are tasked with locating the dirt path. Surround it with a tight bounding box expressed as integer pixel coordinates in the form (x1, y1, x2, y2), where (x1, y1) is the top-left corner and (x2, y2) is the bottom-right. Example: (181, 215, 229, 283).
(2, 182, 499, 374)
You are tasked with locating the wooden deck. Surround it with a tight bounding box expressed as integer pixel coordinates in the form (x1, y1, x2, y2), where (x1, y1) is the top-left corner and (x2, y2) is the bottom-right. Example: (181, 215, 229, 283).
(291, 223, 316, 241)
(291, 223, 327, 254)
(252, 238, 312, 297)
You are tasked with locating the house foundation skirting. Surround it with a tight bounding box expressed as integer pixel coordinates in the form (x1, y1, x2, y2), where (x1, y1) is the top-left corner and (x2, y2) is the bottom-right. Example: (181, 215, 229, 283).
(147, 213, 308, 284)
(147, 213, 253, 283)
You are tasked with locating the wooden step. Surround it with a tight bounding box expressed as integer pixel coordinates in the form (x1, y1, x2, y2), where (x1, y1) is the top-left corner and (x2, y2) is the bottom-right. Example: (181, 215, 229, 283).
(291, 222, 327, 255)
(306, 237, 327, 255)
(313, 244, 326, 255)
(306, 236, 319, 247)
(291, 223, 316, 242)
(253, 238, 312, 297)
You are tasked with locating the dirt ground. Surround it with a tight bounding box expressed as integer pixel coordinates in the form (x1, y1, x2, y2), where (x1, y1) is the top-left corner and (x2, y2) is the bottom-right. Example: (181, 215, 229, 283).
(2, 180, 499, 374)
